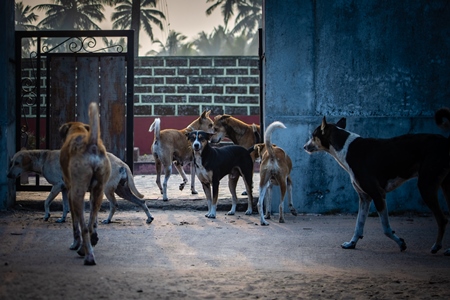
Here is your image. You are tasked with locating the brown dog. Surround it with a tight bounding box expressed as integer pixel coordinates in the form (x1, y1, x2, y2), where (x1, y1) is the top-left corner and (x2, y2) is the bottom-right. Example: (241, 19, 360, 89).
(59, 102, 111, 265)
(149, 110, 214, 201)
(254, 121, 297, 225)
(7, 149, 153, 224)
(211, 114, 261, 152)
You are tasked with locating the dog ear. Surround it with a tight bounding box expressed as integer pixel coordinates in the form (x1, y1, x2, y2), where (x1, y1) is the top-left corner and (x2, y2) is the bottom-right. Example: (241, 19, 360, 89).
(321, 117, 327, 133)
(201, 110, 211, 119)
(336, 118, 347, 129)
(59, 123, 72, 142)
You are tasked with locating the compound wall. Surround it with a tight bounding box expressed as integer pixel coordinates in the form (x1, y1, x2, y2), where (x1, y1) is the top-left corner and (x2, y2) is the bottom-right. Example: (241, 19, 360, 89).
(263, 0, 450, 214)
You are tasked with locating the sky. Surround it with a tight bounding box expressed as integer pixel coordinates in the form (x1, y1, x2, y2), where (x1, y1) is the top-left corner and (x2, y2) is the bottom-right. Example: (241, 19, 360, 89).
(22, 0, 229, 55)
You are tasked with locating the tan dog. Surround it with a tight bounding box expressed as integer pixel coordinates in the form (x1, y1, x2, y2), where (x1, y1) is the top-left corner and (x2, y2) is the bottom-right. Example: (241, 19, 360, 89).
(211, 114, 261, 152)
(149, 110, 214, 201)
(8, 149, 153, 224)
(254, 121, 297, 225)
(59, 102, 111, 265)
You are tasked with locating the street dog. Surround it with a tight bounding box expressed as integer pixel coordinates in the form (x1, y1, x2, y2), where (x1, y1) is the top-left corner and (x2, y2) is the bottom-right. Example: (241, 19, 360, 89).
(211, 114, 261, 158)
(8, 149, 153, 224)
(303, 109, 450, 255)
(186, 130, 254, 218)
(59, 102, 111, 265)
(254, 121, 297, 225)
(149, 110, 214, 201)
(211, 114, 261, 195)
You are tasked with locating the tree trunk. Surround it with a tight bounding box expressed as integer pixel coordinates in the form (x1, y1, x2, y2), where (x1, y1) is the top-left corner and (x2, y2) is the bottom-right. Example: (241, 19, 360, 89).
(131, 0, 140, 57)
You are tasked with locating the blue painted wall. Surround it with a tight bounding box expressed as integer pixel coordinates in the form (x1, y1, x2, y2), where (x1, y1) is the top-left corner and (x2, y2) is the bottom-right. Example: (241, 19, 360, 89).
(263, 0, 450, 214)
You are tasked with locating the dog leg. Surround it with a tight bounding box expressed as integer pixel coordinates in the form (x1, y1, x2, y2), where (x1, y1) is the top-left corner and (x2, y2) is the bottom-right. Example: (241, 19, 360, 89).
(227, 175, 239, 215)
(102, 187, 118, 224)
(207, 182, 220, 218)
(114, 184, 154, 224)
(377, 207, 407, 251)
(418, 179, 448, 254)
(287, 177, 297, 217)
(82, 185, 104, 265)
(278, 179, 287, 223)
(441, 176, 450, 256)
(155, 159, 164, 195)
(161, 164, 172, 201)
(44, 184, 63, 221)
(174, 161, 189, 191)
(265, 184, 272, 219)
(68, 190, 83, 252)
(57, 187, 69, 223)
(258, 181, 270, 225)
(242, 172, 254, 216)
(202, 182, 214, 218)
(190, 162, 198, 194)
(342, 193, 371, 249)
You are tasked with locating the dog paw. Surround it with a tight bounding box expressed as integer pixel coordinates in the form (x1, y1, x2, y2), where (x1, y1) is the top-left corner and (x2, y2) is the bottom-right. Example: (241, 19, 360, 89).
(70, 240, 81, 251)
(399, 238, 407, 252)
(77, 247, 85, 257)
(179, 183, 186, 191)
(226, 211, 235, 215)
(278, 218, 285, 223)
(84, 254, 96, 266)
(444, 248, 450, 256)
(241, 191, 248, 196)
(101, 219, 112, 224)
(146, 217, 154, 224)
(431, 243, 442, 254)
(55, 218, 66, 223)
(290, 208, 298, 216)
(245, 209, 252, 215)
(44, 215, 50, 221)
(341, 241, 356, 249)
(260, 220, 269, 226)
(91, 233, 99, 247)
(205, 213, 216, 219)
(191, 190, 198, 195)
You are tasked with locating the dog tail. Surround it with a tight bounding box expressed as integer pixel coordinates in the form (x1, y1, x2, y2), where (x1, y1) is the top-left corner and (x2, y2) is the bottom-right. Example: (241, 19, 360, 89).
(435, 107, 450, 131)
(252, 123, 262, 144)
(265, 121, 286, 158)
(88, 102, 101, 146)
(124, 165, 145, 199)
(149, 118, 161, 141)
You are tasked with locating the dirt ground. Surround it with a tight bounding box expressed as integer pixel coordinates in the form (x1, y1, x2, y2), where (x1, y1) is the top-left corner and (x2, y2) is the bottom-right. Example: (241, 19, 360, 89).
(1, 175, 450, 299)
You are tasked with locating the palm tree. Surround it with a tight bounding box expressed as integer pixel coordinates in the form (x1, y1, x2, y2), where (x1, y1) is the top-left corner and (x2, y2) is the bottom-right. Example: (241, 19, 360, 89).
(193, 26, 247, 56)
(205, 0, 244, 27)
(231, 0, 261, 35)
(32, 0, 106, 30)
(15, 2, 39, 31)
(15, 1, 39, 56)
(112, 0, 165, 56)
(151, 30, 196, 56)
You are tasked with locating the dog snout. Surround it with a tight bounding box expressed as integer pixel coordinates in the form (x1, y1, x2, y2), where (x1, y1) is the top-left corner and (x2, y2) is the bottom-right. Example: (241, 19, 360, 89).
(193, 141, 201, 151)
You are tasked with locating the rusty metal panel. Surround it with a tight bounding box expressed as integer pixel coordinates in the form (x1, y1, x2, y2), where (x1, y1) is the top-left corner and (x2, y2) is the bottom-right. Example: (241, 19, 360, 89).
(99, 56, 126, 160)
(76, 57, 99, 124)
(49, 56, 76, 150)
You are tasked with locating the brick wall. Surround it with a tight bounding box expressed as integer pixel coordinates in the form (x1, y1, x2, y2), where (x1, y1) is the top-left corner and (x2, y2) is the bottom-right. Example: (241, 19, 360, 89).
(134, 56, 260, 116)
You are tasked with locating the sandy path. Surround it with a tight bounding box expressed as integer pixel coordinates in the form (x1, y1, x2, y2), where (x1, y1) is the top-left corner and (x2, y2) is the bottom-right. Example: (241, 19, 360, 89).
(1, 208, 450, 299)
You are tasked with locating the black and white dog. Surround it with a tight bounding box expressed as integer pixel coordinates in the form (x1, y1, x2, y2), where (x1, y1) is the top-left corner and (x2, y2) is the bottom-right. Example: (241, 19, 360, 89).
(304, 108, 450, 255)
(186, 130, 254, 218)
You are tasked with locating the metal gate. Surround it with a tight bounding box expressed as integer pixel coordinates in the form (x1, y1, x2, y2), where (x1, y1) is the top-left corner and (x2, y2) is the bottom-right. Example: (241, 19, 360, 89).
(15, 30, 134, 191)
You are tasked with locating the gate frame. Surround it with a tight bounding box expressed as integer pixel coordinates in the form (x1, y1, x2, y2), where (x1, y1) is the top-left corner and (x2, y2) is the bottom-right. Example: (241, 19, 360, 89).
(15, 30, 134, 191)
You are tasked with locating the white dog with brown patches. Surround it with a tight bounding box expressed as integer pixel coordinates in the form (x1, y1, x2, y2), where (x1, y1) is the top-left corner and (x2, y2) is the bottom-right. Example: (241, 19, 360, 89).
(254, 121, 297, 225)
